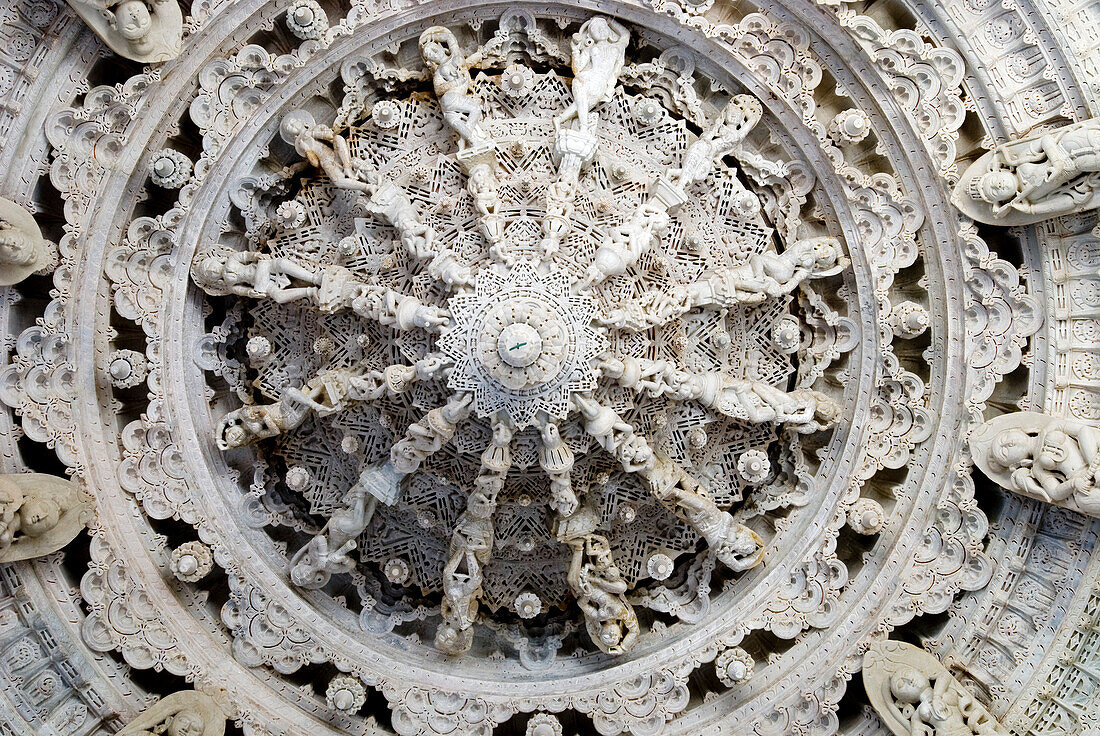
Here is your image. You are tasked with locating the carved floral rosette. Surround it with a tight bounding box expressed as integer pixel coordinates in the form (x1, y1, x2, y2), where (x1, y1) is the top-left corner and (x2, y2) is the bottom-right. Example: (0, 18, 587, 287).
(0, 1, 1053, 735)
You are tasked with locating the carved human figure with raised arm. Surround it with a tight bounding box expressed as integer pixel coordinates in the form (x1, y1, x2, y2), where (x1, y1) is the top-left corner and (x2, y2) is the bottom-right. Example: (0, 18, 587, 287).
(280, 110, 372, 192)
(117, 690, 226, 736)
(554, 17, 630, 134)
(669, 95, 763, 189)
(570, 532, 639, 655)
(954, 117, 1100, 225)
(864, 640, 1009, 736)
(290, 484, 376, 589)
(419, 27, 488, 151)
(599, 236, 847, 331)
(66, 0, 183, 63)
(971, 411, 1100, 515)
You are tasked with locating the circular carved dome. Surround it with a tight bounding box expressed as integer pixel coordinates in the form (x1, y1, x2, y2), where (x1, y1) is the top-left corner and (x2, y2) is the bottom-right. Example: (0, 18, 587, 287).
(0, 0, 1095, 735)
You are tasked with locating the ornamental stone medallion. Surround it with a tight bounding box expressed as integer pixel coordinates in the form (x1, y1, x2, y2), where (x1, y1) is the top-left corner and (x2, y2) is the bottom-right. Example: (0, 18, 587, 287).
(2, 0, 1100, 735)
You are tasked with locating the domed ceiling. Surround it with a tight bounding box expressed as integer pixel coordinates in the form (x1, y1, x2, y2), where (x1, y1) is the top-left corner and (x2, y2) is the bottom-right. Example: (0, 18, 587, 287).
(0, 0, 1097, 734)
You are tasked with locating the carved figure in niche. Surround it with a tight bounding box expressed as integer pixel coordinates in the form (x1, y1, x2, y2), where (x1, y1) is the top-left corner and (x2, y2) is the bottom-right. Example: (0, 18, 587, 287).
(290, 485, 376, 589)
(280, 110, 372, 192)
(954, 118, 1100, 225)
(971, 411, 1100, 515)
(0, 198, 52, 286)
(117, 690, 226, 736)
(554, 17, 630, 134)
(192, 248, 321, 303)
(419, 27, 488, 151)
(669, 95, 763, 188)
(66, 0, 183, 63)
(0, 474, 92, 563)
(863, 640, 1009, 736)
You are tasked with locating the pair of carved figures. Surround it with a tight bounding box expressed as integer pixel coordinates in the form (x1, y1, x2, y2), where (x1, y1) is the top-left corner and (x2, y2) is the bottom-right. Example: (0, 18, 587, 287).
(971, 412, 1100, 515)
(955, 118, 1100, 225)
(864, 641, 1008, 736)
(65, 0, 182, 63)
(118, 691, 225, 736)
(0, 474, 91, 563)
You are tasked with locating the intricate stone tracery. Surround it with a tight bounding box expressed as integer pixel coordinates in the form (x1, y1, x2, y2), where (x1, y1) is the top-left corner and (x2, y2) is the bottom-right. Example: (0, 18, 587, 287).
(3, 0, 1099, 734)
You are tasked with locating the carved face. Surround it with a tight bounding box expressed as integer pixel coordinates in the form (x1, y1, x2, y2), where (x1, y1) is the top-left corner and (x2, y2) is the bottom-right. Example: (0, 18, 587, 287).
(890, 668, 930, 704)
(991, 428, 1033, 470)
(290, 557, 326, 588)
(811, 241, 839, 271)
(167, 709, 206, 736)
(421, 41, 447, 67)
(20, 497, 60, 537)
(115, 0, 153, 41)
(221, 420, 249, 449)
(585, 18, 612, 42)
(979, 170, 1019, 204)
(598, 621, 624, 647)
(0, 225, 33, 266)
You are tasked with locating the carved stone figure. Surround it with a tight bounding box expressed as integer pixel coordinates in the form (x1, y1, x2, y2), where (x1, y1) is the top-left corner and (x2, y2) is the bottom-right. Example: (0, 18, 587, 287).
(691, 236, 848, 302)
(0, 198, 52, 286)
(569, 533, 639, 655)
(538, 422, 578, 516)
(971, 412, 1100, 515)
(437, 420, 512, 654)
(280, 110, 372, 192)
(217, 361, 447, 449)
(668, 95, 763, 189)
(0, 474, 91, 563)
(118, 691, 226, 736)
(583, 203, 670, 286)
(66, 0, 183, 63)
(192, 247, 322, 303)
(419, 27, 488, 151)
(598, 356, 840, 433)
(863, 640, 1009, 736)
(954, 118, 1100, 225)
(290, 484, 376, 589)
(599, 237, 847, 330)
(554, 17, 630, 134)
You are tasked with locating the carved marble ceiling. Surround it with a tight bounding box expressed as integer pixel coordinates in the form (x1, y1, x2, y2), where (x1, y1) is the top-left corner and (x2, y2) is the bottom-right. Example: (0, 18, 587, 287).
(0, 0, 1098, 734)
